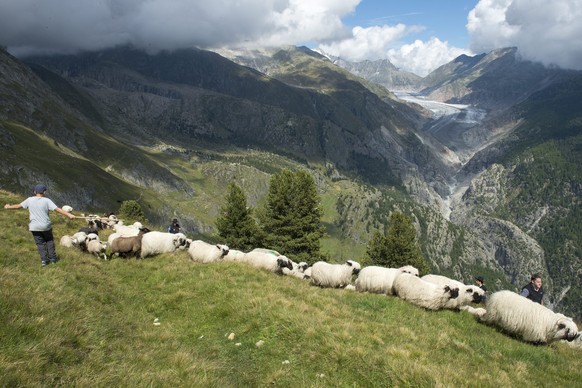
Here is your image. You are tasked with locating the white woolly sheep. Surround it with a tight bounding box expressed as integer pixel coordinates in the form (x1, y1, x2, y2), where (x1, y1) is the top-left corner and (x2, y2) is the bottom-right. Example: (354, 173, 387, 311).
(243, 249, 294, 274)
(310, 260, 361, 288)
(459, 305, 487, 319)
(421, 274, 485, 309)
(188, 240, 230, 263)
(222, 249, 247, 262)
(87, 240, 108, 260)
(480, 290, 580, 344)
(72, 231, 88, 251)
(392, 273, 460, 310)
(355, 265, 419, 295)
(113, 223, 142, 237)
(140, 232, 188, 258)
(282, 261, 310, 279)
(59, 235, 77, 248)
(62, 205, 73, 213)
(107, 232, 121, 245)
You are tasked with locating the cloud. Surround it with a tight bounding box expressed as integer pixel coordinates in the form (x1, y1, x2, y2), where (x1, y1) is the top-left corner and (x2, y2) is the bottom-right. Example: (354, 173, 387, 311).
(387, 38, 471, 77)
(316, 24, 421, 62)
(0, 0, 360, 56)
(468, 0, 582, 70)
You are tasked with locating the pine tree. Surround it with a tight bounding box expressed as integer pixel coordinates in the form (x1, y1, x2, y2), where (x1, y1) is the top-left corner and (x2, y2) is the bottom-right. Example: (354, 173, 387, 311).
(118, 200, 146, 223)
(365, 211, 430, 274)
(215, 183, 260, 251)
(260, 169, 325, 263)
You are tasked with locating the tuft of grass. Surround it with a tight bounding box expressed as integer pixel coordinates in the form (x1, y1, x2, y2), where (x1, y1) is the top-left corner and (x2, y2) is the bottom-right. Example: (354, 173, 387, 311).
(1, 190, 581, 386)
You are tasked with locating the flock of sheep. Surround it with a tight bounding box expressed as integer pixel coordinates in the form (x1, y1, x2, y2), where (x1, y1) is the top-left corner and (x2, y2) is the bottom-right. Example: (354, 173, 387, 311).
(59, 212, 581, 349)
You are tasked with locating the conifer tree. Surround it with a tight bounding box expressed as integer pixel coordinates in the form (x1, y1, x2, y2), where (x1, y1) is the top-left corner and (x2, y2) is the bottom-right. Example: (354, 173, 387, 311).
(118, 200, 146, 223)
(365, 211, 430, 274)
(215, 183, 260, 251)
(260, 169, 325, 263)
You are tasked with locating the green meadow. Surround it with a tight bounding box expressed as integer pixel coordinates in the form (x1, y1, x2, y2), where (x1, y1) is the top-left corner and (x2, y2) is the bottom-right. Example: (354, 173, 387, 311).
(1, 189, 581, 387)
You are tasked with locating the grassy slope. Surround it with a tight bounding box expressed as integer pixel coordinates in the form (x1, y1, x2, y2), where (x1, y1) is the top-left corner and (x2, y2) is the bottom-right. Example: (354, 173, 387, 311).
(1, 190, 581, 387)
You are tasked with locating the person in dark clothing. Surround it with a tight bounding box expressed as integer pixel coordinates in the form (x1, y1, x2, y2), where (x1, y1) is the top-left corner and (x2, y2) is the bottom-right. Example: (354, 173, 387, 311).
(520, 274, 544, 305)
(168, 218, 181, 234)
(475, 276, 487, 292)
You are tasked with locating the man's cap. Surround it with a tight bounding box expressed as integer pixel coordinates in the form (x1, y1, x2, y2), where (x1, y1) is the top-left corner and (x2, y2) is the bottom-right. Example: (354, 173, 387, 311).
(475, 276, 484, 282)
(34, 184, 47, 194)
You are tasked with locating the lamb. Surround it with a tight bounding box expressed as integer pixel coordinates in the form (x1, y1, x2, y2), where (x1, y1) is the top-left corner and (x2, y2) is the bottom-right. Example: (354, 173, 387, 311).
(87, 240, 108, 260)
(140, 232, 188, 258)
(108, 228, 149, 259)
(187, 240, 230, 263)
(310, 260, 361, 288)
(242, 249, 294, 274)
(282, 261, 310, 279)
(355, 265, 419, 295)
(479, 290, 580, 344)
(392, 273, 460, 310)
(421, 274, 485, 309)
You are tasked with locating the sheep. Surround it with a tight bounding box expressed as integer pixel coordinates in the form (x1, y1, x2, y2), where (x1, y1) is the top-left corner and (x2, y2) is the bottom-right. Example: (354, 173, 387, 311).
(109, 228, 149, 259)
(86, 233, 99, 242)
(107, 232, 121, 245)
(479, 290, 580, 344)
(355, 265, 419, 295)
(282, 261, 310, 279)
(421, 274, 485, 309)
(392, 273, 460, 310)
(72, 231, 88, 251)
(87, 240, 108, 260)
(222, 249, 247, 262)
(188, 240, 230, 263)
(310, 260, 361, 288)
(140, 232, 188, 258)
(62, 205, 73, 213)
(459, 305, 487, 319)
(113, 223, 142, 237)
(242, 249, 294, 274)
(59, 235, 77, 248)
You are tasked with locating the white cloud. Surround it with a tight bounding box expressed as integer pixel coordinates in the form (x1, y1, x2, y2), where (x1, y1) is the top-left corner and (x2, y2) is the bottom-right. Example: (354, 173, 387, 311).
(316, 24, 421, 62)
(468, 0, 582, 70)
(0, 0, 361, 56)
(387, 38, 471, 76)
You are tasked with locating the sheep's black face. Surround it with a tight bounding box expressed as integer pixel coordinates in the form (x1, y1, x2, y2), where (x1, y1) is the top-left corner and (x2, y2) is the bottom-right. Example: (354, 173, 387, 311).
(277, 258, 293, 270)
(445, 286, 459, 299)
(472, 292, 483, 304)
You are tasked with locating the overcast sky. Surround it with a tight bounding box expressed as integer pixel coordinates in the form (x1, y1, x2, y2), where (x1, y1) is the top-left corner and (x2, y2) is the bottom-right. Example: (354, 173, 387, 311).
(1, 0, 581, 77)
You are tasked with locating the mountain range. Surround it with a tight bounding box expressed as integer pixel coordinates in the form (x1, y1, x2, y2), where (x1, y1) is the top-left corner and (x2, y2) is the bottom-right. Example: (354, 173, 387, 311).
(0, 44, 581, 319)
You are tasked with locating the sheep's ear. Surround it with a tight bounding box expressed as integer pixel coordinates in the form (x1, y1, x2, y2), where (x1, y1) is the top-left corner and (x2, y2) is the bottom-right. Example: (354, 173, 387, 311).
(444, 286, 451, 292)
(346, 261, 353, 266)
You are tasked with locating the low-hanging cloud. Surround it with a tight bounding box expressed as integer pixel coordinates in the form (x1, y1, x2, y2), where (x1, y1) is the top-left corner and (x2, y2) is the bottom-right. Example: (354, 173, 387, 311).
(388, 38, 471, 77)
(0, 0, 360, 56)
(468, 0, 582, 70)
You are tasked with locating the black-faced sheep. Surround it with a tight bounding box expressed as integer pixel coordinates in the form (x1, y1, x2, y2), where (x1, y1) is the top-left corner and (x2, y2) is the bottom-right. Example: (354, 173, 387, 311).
(480, 290, 580, 344)
(140, 232, 188, 258)
(310, 260, 361, 288)
(243, 249, 293, 274)
(282, 261, 310, 279)
(421, 274, 485, 309)
(222, 249, 247, 262)
(188, 240, 230, 263)
(355, 265, 419, 295)
(392, 273, 460, 310)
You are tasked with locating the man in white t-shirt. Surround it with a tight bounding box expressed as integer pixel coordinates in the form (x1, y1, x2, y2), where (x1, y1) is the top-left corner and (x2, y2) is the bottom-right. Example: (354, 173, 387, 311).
(4, 184, 76, 266)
